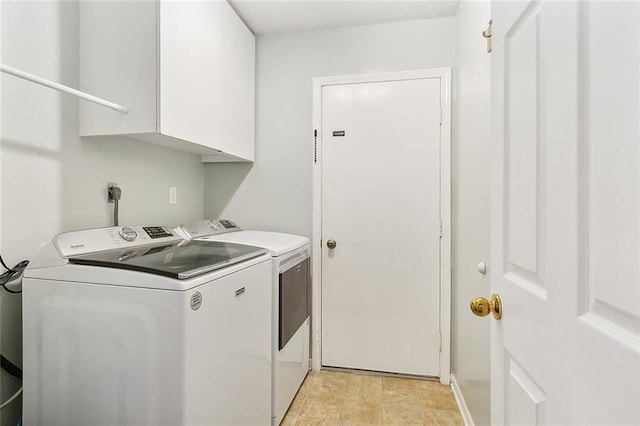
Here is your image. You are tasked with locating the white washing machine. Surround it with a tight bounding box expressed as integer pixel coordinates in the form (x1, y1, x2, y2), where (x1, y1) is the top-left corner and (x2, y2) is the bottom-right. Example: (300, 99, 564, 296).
(22, 225, 273, 426)
(176, 220, 310, 425)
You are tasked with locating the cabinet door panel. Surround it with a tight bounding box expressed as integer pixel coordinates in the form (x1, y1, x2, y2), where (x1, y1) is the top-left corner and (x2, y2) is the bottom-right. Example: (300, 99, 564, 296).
(159, 1, 223, 148)
(220, 1, 255, 161)
(79, 1, 157, 136)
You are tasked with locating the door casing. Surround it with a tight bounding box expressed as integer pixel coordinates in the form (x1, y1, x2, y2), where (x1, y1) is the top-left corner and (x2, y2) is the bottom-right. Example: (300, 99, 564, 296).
(311, 68, 452, 383)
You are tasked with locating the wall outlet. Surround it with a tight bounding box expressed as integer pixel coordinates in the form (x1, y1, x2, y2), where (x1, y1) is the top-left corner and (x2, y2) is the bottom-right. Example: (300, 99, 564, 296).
(169, 186, 177, 205)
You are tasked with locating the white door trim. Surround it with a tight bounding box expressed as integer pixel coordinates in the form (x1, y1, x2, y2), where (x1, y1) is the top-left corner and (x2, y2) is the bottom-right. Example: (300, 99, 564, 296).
(311, 68, 452, 384)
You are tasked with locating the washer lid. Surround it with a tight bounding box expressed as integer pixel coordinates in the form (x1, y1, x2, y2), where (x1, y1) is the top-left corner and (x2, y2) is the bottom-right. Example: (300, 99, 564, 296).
(68, 240, 267, 279)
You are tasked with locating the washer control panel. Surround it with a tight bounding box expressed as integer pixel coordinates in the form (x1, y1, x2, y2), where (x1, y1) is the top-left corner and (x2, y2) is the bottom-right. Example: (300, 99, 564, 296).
(178, 219, 241, 239)
(142, 226, 173, 239)
(55, 226, 180, 258)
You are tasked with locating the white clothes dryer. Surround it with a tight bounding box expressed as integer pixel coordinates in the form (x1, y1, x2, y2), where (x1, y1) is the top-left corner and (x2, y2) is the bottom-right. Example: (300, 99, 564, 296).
(23, 225, 272, 426)
(176, 220, 310, 426)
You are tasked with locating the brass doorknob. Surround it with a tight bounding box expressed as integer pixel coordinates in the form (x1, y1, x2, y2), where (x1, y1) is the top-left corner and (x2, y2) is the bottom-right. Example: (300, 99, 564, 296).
(326, 239, 337, 249)
(470, 293, 502, 320)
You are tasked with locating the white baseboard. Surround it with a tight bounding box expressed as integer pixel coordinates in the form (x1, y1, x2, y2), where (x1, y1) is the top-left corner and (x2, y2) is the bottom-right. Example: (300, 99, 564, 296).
(450, 374, 475, 426)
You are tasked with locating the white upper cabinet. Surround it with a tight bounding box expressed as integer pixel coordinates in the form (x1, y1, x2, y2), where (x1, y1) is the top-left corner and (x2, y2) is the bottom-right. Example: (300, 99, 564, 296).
(79, 1, 255, 162)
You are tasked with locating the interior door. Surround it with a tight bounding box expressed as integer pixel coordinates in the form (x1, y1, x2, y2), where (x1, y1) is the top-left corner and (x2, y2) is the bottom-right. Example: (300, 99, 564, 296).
(321, 77, 442, 376)
(490, 1, 640, 424)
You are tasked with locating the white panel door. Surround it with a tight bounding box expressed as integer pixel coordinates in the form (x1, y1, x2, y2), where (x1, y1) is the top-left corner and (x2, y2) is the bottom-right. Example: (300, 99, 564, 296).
(321, 77, 442, 376)
(491, 1, 640, 424)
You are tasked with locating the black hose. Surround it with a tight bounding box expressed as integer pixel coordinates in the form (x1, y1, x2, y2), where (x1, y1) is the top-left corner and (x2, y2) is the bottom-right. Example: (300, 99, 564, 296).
(1, 355, 22, 381)
(0, 258, 28, 294)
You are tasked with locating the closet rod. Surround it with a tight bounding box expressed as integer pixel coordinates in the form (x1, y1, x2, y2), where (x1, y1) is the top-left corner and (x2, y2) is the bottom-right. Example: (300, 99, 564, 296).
(0, 64, 128, 114)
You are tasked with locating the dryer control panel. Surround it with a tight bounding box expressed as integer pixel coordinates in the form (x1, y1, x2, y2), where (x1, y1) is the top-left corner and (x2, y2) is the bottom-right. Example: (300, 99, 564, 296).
(177, 219, 241, 239)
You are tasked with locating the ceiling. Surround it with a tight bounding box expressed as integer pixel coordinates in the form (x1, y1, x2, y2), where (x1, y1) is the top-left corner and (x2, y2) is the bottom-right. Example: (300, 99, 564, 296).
(228, 0, 460, 35)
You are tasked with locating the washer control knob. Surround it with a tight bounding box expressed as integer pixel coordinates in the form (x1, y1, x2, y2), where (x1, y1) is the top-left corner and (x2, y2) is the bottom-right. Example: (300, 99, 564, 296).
(208, 220, 221, 231)
(119, 227, 138, 242)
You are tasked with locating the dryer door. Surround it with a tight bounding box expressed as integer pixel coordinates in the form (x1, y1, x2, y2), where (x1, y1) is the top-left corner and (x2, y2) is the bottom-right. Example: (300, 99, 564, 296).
(279, 257, 309, 350)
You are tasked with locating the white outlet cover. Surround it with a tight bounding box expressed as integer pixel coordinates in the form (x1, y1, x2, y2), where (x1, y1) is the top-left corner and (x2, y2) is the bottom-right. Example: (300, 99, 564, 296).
(169, 187, 177, 205)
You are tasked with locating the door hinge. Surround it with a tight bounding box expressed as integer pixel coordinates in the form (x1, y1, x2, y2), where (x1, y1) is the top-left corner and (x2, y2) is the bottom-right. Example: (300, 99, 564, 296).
(439, 221, 443, 238)
(314, 129, 318, 163)
(320, 239, 323, 248)
(439, 332, 443, 352)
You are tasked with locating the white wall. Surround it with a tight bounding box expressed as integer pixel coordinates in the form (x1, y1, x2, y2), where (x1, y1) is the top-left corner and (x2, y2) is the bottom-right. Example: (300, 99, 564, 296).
(451, 1, 491, 425)
(204, 18, 458, 236)
(0, 0, 3, 419)
(0, 2, 205, 423)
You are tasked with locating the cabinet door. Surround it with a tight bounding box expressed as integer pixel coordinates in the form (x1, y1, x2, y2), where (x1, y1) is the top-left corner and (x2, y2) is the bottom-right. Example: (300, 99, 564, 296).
(79, 1, 158, 136)
(159, 0, 223, 149)
(220, 1, 256, 161)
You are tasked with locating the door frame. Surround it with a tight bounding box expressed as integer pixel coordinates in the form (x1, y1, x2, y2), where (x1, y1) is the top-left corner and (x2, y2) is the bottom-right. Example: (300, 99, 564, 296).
(311, 68, 452, 384)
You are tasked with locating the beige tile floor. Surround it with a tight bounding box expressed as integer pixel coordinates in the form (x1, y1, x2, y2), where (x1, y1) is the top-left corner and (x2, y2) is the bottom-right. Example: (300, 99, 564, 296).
(281, 369, 464, 426)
